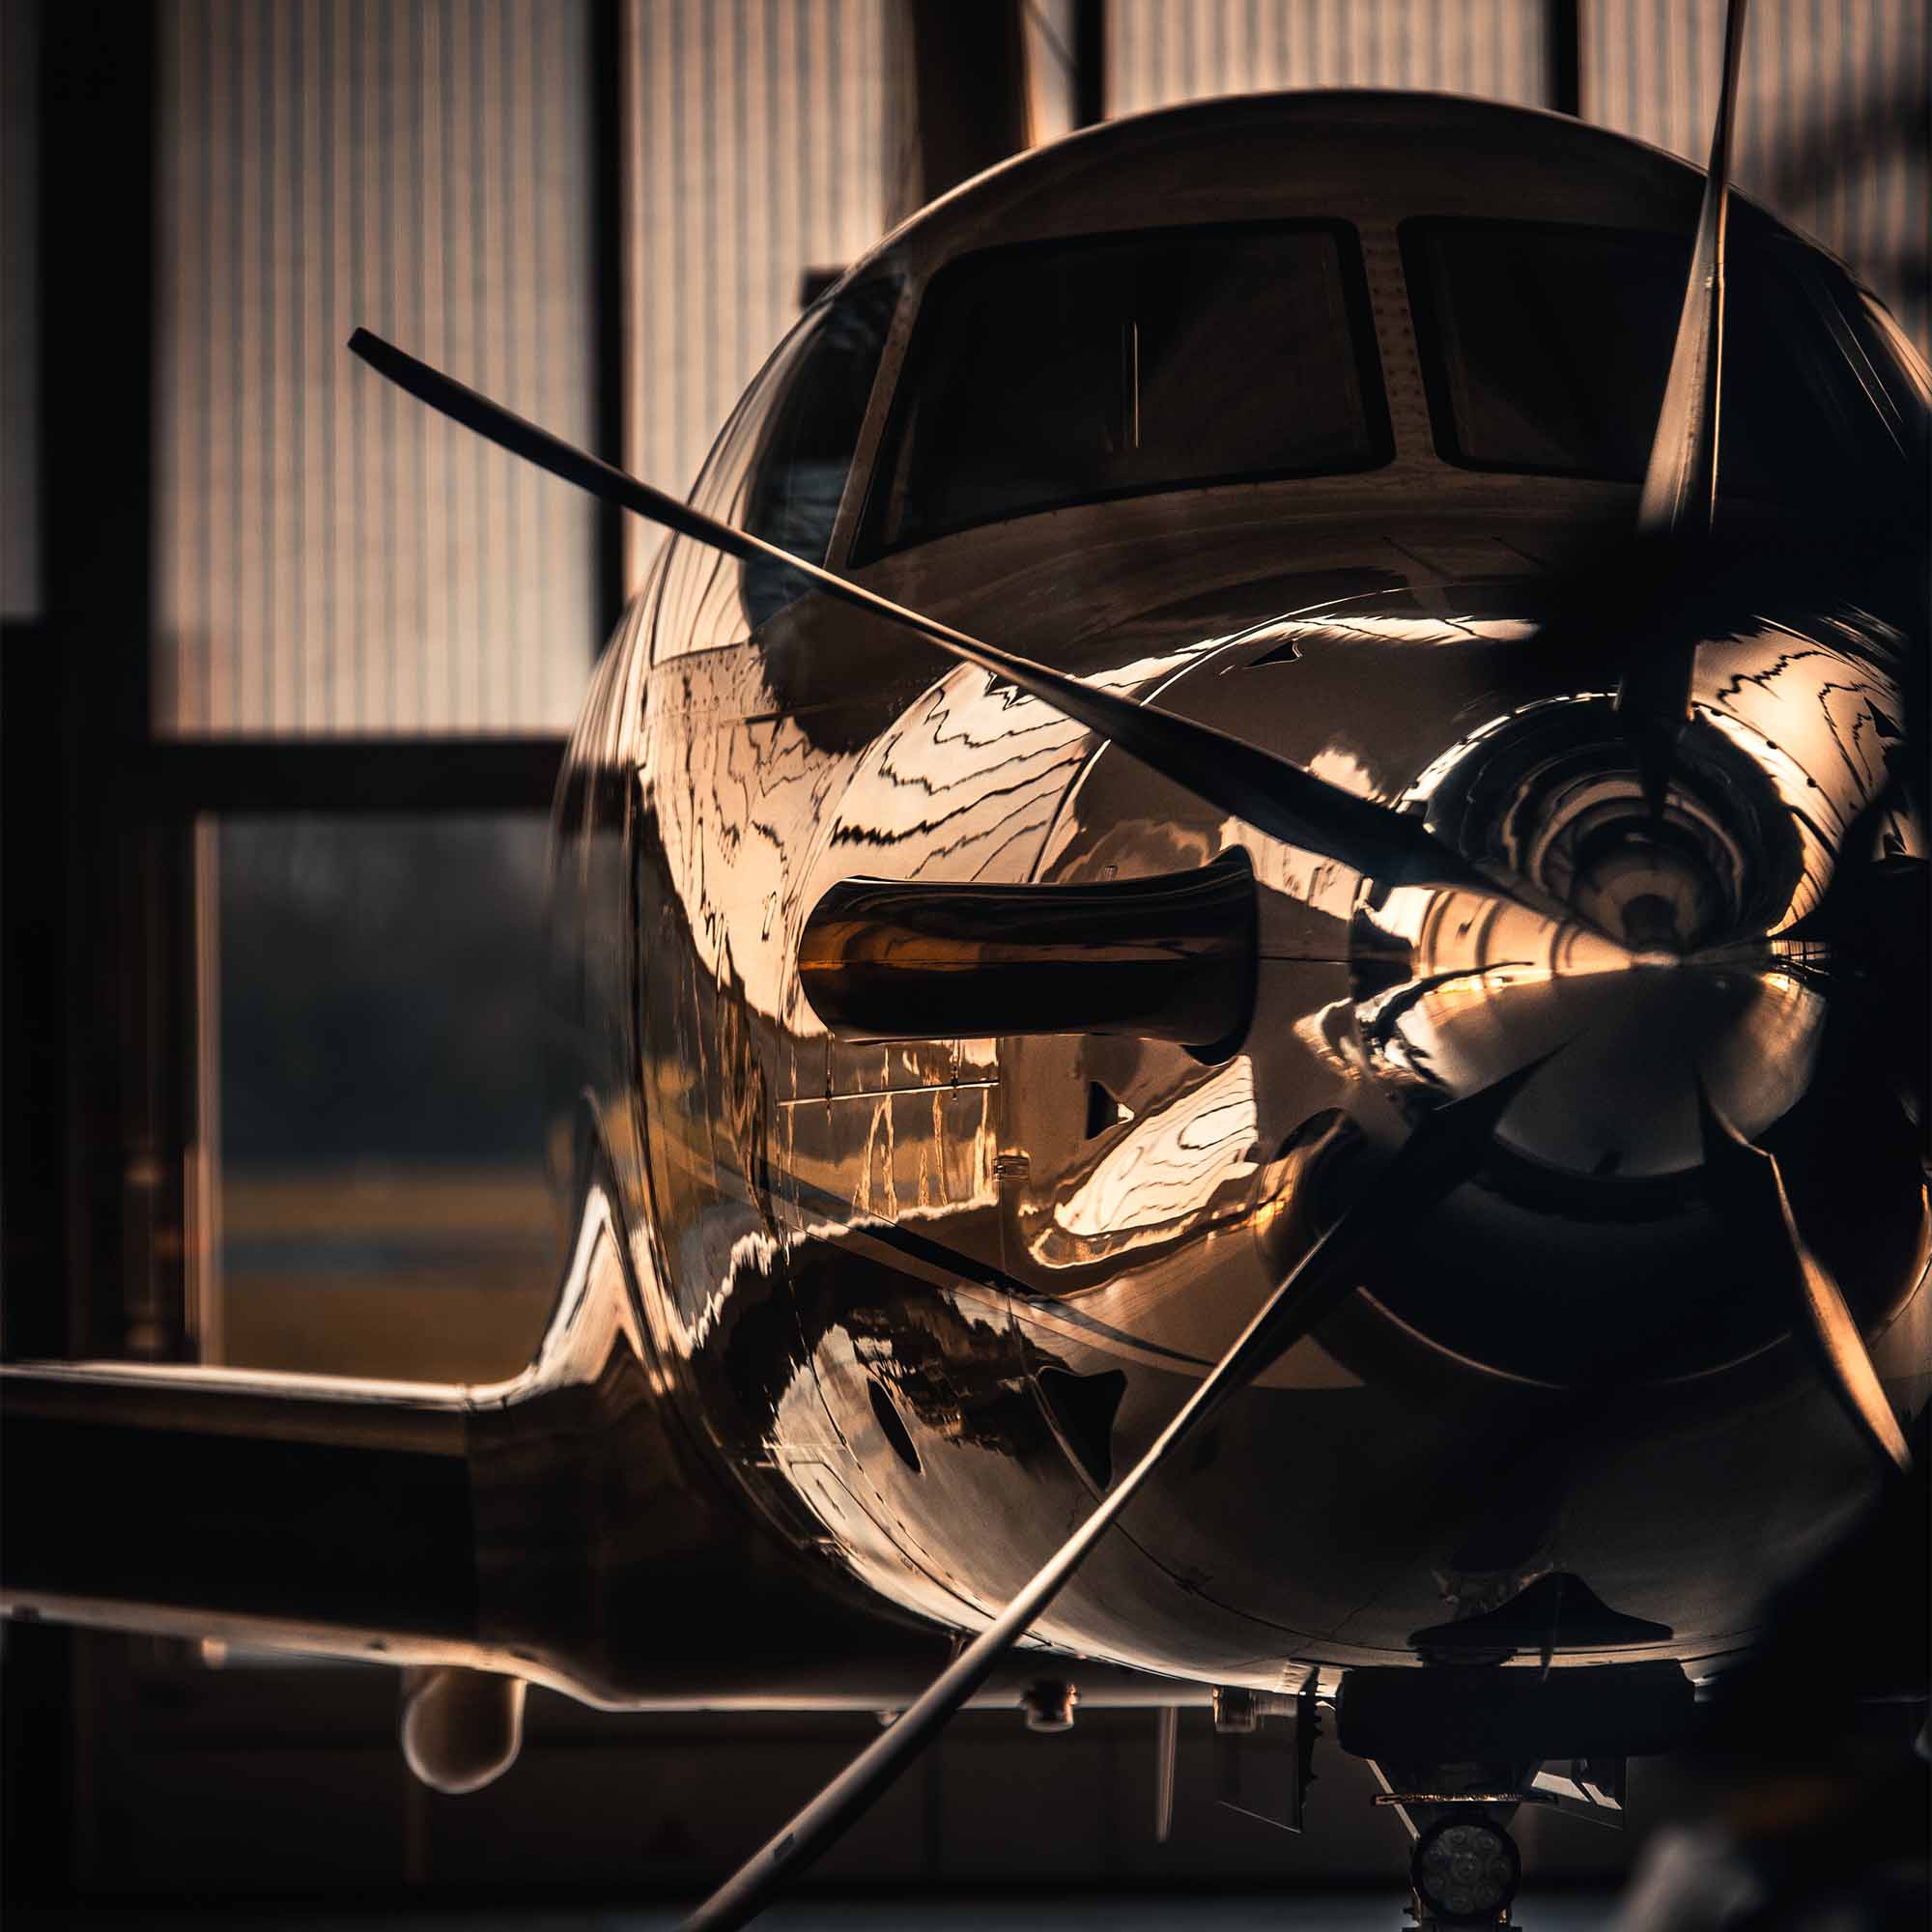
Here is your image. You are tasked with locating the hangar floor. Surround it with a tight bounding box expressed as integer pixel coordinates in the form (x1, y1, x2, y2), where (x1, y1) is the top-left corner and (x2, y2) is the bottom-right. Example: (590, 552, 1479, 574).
(9, 1896, 1624, 1929)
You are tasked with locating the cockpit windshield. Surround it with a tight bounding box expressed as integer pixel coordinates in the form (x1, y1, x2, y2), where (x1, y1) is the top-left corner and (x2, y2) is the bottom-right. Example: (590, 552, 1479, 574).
(1402, 218, 1915, 518)
(854, 221, 1391, 560)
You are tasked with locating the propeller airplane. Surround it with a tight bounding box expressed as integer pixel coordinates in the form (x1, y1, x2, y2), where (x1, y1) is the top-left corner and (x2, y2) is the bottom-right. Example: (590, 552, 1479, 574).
(7, 6, 1927, 1922)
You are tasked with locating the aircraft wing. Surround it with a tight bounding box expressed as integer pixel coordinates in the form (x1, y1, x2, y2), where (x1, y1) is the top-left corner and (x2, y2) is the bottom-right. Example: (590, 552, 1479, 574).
(1, 1200, 1197, 1723)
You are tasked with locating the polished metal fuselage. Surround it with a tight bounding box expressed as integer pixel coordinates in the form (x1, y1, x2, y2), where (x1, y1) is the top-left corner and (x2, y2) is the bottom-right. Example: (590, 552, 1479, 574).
(548, 93, 1930, 1694)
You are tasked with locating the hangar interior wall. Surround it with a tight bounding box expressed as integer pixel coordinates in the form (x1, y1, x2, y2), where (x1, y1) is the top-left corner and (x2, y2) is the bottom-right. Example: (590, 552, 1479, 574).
(143, 0, 1928, 740)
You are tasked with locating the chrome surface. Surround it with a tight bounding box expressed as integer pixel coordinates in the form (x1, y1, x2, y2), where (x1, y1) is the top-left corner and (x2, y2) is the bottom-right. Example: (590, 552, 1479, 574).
(548, 95, 1926, 1704)
(797, 849, 1257, 1049)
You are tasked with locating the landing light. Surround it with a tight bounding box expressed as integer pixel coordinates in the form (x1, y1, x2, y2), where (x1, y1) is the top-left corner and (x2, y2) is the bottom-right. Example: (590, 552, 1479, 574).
(1409, 1814, 1520, 1924)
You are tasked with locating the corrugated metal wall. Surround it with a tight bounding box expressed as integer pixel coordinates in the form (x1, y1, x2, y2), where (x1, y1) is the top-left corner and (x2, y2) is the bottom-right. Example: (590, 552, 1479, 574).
(1106, 1, 1553, 116)
(1584, 0, 1928, 351)
(621, 0, 887, 592)
(151, 0, 1924, 736)
(155, 0, 597, 736)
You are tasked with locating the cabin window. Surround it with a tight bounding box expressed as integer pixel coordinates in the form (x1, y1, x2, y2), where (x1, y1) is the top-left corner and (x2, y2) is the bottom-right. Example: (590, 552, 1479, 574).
(853, 221, 1391, 560)
(1401, 217, 1914, 521)
(652, 277, 898, 662)
(742, 277, 900, 622)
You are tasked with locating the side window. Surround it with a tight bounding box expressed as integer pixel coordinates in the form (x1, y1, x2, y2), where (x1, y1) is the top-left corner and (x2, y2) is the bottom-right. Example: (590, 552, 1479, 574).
(651, 278, 898, 664)
(1401, 217, 1919, 528)
(741, 278, 899, 625)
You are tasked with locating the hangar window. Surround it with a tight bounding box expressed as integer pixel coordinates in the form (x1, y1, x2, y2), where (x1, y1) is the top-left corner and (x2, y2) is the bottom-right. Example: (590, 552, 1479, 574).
(204, 815, 556, 1381)
(854, 221, 1391, 559)
(1402, 218, 1914, 521)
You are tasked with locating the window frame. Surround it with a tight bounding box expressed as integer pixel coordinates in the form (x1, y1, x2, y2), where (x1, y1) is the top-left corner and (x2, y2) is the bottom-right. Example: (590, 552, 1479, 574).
(651, 276, 903, 661)
(1396, 212, 1911, 497)
(850, 215, 1396, 565)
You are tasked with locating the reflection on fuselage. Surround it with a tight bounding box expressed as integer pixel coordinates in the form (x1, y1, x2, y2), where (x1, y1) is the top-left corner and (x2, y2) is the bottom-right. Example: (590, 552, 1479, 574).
(548, 94, 1930, 1695)
(561, 573, 1927, 1692)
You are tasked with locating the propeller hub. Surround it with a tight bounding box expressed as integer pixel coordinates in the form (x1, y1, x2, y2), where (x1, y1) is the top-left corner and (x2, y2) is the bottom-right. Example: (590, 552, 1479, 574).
(1350, 696, 1817, 1181)
(1307, 637, 1925, 1388)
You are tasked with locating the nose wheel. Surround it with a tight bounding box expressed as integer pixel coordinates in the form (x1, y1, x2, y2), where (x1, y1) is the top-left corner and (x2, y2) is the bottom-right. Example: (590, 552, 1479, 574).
(1407, 1812, 1522, 1927)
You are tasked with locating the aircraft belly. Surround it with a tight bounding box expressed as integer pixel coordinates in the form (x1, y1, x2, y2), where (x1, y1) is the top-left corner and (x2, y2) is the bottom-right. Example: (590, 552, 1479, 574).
(757, 1223, 1331, 1684)
(830, 1293, 1892, 1678)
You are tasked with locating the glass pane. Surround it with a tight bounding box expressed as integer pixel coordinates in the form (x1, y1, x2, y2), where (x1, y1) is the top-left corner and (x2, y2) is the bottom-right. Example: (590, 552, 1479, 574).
(620, 0, 889, 591)
(653, 276, 899, 655)
(1405, 219, 1913, 520)
(742, 277, 898, 616)
(859, 223, 1388, 558)
(210, 815, 558, 1380)
(154, 0, 598, 735)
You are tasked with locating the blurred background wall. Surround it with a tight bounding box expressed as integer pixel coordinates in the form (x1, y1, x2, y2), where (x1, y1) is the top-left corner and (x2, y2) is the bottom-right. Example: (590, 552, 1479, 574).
(2, 0, 1926, 1918)
(122, 0, 1930, 743)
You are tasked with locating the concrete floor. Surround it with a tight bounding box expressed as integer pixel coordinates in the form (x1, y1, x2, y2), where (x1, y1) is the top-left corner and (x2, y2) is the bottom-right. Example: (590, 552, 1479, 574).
(11, 1894, 1624, 1930)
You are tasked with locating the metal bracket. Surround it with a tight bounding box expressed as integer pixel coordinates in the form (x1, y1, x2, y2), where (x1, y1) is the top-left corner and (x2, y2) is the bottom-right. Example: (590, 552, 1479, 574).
(1212, 1668, 1321, 1834)
(1527, 1754, 1628, 1830)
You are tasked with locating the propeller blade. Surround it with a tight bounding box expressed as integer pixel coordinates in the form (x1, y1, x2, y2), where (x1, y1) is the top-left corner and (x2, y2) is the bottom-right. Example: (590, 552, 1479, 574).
(347, 328, 1497, 897)
(1633, 0, 1748, 544)
(1615, 0, 1750, 810)
(680, 1063, 1547, 1931)
(1698, 1090, 1912, 1476)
